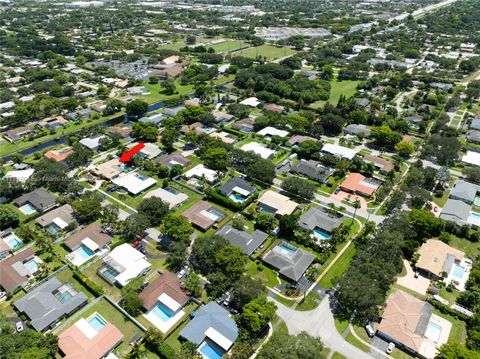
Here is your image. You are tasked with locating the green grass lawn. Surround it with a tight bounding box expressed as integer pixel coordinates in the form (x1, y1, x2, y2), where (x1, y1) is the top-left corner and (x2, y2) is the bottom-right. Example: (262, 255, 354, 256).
(296, 292, 322, 311)
(141, 81, 194, 104)
(81, 260, 123, 301)
(334, 318, 349, 334)
(245, 260, 279, 288)
(439, 286, 460, 305)
(432, 177, 456, 207)
(346, 332, 370, 352)
(231, 45, 296, 60)
(310, 75, 359, 109)
(448, 234, 480, 257)
(66, 298, 144, 357)
(209, 39, 250, 53)
(55, 267, 96, 300)
(318, 243, 356, 288)
(332, 353, 347, 359)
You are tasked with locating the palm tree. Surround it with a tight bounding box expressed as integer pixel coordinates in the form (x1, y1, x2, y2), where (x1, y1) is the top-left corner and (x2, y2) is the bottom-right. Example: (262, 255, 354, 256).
(352, 199, 361, 220)
(125, 342, 147, 359)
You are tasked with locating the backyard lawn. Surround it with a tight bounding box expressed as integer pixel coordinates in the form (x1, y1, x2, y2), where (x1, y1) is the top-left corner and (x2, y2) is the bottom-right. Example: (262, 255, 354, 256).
(81, 260, 123, 301)
(246, 260, 279, 288)
(448, 234, 480, 257)
(231, 45, 297, 60)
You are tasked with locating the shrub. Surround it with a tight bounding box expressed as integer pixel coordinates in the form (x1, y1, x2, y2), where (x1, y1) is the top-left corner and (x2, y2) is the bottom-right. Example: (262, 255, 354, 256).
(72, 269, 104, 296)
(158, 343, 176, 359)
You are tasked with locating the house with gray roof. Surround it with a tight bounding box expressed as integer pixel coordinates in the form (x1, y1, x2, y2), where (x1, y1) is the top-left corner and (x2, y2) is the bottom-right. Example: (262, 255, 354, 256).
(467, 130, 480, 144)
(14, 277, 88, 332)
(470, 118, 480, 131)
(440, 199, 471, 226)
(290, 159, 334, 183)
(449, 180, 480, 204)
(216, 225, 268, 256)
(344, 124, 371, 137)
(163, 105, 186, 118)
(218, 177, 256, 201)
(262, 241, 315, 282)
(299, 207, 343, 235)
(14, 188, 56, 213)
(179, 302, 238, 355)
(36, 204, 76, 236)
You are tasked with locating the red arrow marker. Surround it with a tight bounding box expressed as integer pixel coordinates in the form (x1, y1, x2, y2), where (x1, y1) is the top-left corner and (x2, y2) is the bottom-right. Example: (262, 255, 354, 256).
(120, 142, 145, 163)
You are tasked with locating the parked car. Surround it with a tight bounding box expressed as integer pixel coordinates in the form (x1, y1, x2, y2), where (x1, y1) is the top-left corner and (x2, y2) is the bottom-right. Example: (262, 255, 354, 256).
(16, 322, 24, 332)
(365, 323, 375, 337)
(131, 240, 142, 248)
(334, 187, 341, 194)
(414, 271, 420, 278)
(386, 342, 395, 354)
(0, 292, 6, 300)
(177, 268, 186, 278)
(286, 284, 297, 290)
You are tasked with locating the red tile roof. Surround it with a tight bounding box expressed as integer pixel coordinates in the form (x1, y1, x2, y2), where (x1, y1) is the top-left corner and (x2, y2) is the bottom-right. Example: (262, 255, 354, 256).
(139, 272, 189, 310)
(340, 172, 375, 196)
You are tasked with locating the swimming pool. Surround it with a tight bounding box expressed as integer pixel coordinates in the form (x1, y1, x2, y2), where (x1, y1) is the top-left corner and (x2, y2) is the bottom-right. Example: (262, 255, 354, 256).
(475, 196, 480, 206)
(259, 205, 276, 215)
(151, 303, 174, 322)
(425, 322, 442, 343)
(279, 243, 296, 254)
(74, 245, 94, 261)
(229, 193, 245, 203)
(88, 314, 107, 332)
(206, 209, 224, 221)
(18, 203, 37, 215)
(313, 228, 331, 240)
(199, 341, 223, 359)
(451, 263, 465, 281)
(46, 224, 61, 236)
(24, 259, 39, 273)
(98, 265, 119, 284)
(4, 235, 23, 249)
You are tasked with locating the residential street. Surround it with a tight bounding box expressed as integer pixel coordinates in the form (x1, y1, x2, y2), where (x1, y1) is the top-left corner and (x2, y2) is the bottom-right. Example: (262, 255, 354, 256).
(268, 295, 375, 359)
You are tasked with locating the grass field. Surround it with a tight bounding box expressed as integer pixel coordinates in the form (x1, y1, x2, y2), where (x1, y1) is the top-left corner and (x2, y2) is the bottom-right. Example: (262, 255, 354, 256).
(231, 45, 297, 60)
(209, 39, 250, 53)
(449, 234, 480, 257)
(246, 260, 279, 288)
(310, 75, 360, 109)
(318, 243, 356, 288)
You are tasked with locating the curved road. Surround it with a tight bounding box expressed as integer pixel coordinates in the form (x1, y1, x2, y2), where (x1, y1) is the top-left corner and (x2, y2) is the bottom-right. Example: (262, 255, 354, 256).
(269, 296, 374, 359)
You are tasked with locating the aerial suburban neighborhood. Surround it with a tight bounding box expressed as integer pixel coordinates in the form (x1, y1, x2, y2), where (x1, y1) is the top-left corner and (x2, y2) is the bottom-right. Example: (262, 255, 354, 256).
(0, 0, 479, 358)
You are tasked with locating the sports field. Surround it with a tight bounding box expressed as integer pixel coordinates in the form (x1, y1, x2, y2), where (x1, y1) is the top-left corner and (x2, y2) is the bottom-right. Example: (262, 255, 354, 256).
(231, 45, 297, 60)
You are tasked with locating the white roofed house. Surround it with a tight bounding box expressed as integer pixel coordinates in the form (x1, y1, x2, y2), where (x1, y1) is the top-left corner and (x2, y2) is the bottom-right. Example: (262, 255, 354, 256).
(241, 142, 276, 159)
(97, 243, 151, 287)
(3, 168, 35, 183)
(256, 126, 290, 139)
(112, 172, 157, 195)
(321, 143, 359, 160)
(239, 97, 261, 107)
(184, 164, 218, 184)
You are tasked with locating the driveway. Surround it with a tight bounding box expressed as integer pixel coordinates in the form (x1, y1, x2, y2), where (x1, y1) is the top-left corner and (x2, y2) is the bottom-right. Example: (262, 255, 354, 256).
(330, 190, 368, 211)
(269, 296, 374, 359)
(396, 260, 430, 295)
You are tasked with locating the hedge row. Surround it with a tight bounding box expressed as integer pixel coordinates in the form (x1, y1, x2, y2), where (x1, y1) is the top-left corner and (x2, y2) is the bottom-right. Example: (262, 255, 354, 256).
(206, 189, 259, 212)
(426, 297, 470, 322)
(72, 269, 104, 297)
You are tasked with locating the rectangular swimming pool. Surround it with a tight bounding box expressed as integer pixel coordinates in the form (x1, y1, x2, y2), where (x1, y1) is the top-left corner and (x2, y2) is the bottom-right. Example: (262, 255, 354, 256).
(199, 341, 224, 359)
(4, 235, 23, 249)
(18, 203, 37, 215)
(425, 321, 442, 343)
(24, 259, 39, 273)
(313, 228, 331, 240)
(88, 314, 107, 332)
(151, 303, 174, 322)
(451, 263, 465, 281)
(74, 245, 94, 260)
(279, 243, 296, 254)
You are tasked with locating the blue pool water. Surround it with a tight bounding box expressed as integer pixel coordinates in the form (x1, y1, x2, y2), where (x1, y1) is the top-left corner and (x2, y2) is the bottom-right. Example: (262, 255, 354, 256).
(24, 259, 39, 273)
(229, 193, 245, 203)
(5, 235, 23, 249)
(207, 209, 224, 221)
(151, 303, 174, 322)
(88, 315, 107, 331)
(475, 197, 480, 206)
(199, 342, 223, 359)
(425, 322, 442, 343)
(260, 205, 276, 215)
(19, 203, 37, 215)
(452, 264, 465, 281)
(279, 243, 296, 254)
(57, 291, 73, 303)
(75, 245, 94, 260)
(46, 224, 61, 236)
(136, 173, 148, 181)
(313, 228, 331, 240)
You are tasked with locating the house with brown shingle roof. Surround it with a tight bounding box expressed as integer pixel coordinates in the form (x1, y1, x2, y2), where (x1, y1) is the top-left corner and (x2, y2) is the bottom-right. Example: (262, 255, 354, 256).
(377, 290, 452, 359)
(58, 314, 124, 359)
(182, 201, 225, 231)
(363, 155, 395, 174)
(140, 272, 190, 333)
(0, 248, 41, 292)
(64, 223, 113, 252)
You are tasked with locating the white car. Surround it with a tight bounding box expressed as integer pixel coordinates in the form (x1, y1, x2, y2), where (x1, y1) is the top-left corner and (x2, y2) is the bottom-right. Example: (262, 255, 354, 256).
(0, 292, 6, 299)
(386, 342, 395, 354)
(16, 322, 24, 332)
(365, 324, 375, 337)
(177, 269, 186, 278)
